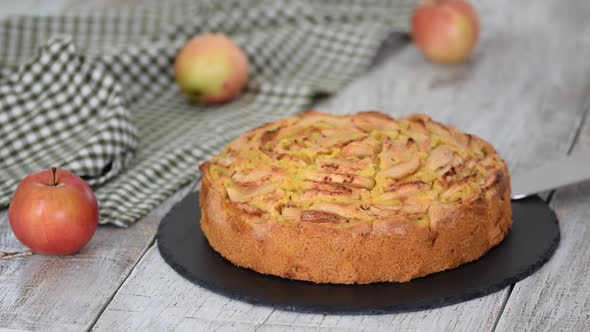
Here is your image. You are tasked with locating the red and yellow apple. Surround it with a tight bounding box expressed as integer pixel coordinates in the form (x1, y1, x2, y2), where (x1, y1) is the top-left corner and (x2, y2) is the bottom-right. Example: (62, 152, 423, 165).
(411, 0, 480, 64)
(174, 33, 249, 104)
(8, 167, 98, 255)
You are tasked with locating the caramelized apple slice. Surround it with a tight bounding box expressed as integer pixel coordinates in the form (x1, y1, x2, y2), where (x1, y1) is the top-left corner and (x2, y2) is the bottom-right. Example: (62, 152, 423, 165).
(234, 202, 264, 216)
(283, 203, 357, 224)
(406, 113, 431, 123)
(401, 198, 431, 215)
(363, 204, 402, 219)
(309, 202, 363, 220)
(276, 153, 307, 167)
(407, 118, 432, 152)
(300, 210, 344, 223)
(379, 137, 417, 169)
(315, 157, 370, 174)
(302, 170, 375, 189)
(341, 137, 377, 158)
(351, 111, 399, 131)
(259, 128, 280, 154)
(425, 120, 468, 147)
(481, 170, 501, 189)
(440, 183, 475, 203)
(382, 155, 421, 180)
(231, 167, 273, 187)
(317, 127, 365, 148)
(295, 111, 351, 129)
(281, 206, 300, 221)
(301, 182, 362, 200)
(225, 180, 282, 203)
(425, 120, 453, 139)
(215, 155, 236, 167)
(425, 146, 454, 170)
(380, 181, 431, 200)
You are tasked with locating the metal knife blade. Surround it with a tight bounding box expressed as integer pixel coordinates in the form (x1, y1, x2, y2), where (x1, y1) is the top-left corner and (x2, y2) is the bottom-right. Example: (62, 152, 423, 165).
(511, 152, 590, 200)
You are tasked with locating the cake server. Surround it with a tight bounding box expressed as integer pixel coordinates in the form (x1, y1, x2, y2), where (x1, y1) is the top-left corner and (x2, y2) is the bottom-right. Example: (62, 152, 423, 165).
(511, 151, 590, 200)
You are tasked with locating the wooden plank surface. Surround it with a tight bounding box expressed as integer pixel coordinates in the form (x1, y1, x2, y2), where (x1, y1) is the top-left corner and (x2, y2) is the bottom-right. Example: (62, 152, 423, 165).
(495, 3, 590, 328)
(92, 243, 504, 332)
(495, 113, 590, 331)
(92, 0, 590, 331)
(0, 187, 192, 331)
(1, 0, 589, 331)
(93, 244, 507, 331)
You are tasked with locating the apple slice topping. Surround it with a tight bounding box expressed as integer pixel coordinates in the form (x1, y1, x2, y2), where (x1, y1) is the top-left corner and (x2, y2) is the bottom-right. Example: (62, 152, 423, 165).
(302, 170, 375, 190)
(234, 202, 264, 216)
(281, 204, 355, 224)
(300, 202, 363, 223)
(341, 137, 377, 158)
(216, 155, 236, 168)
(401, 198, 431, 215)
(439, 181, 481, 204)
(280, 206, 300, 221)
(225, 173, 283, 203)
(425, 146, 454, 170)
(363, 204, 402, 219)
(300, 210, 344, 223)
(481, 170, 502, 189)
(231, 167, 273, 187)
(315, 157, 370, 174)
(380, 181, 431, 200)
(207, 111, 507, 225)
(316, 127, 365, 148)
(351, 111, 400, 132)
(301, 182, 362, 200)
(381, 155, 421, 180)
(379, 137, 418, 169)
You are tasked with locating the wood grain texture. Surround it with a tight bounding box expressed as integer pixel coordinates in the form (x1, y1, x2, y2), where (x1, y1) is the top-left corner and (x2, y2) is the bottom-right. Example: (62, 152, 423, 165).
(92, 243, 507, 332)
(2, 0, 590, 330)
(91, 245, 274, 331)
(495, 113, 590, 331)
(92, 0, 590, 331)
(0, 186, 192, 331)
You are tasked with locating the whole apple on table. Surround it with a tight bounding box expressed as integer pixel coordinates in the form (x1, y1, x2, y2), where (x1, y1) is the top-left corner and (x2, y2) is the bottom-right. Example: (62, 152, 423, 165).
(411, 0, 480, 64)
(9, 167, 98, 255)
(175, 33, 249, 105)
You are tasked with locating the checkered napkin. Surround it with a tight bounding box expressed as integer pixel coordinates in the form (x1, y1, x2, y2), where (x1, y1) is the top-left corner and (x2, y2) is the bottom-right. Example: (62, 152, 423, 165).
(0, 0, 417, 227)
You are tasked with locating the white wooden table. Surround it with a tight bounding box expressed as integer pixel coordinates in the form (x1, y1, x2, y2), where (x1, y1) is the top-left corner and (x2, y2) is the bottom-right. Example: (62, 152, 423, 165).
(1, 1, 589, 331)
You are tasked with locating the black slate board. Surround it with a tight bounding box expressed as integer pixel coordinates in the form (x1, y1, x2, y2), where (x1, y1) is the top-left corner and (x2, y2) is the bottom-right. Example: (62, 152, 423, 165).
(157, 191, 560, 314)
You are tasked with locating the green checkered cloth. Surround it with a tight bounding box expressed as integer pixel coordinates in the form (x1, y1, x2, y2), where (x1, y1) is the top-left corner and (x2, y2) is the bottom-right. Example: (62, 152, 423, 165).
(0, 0, 417, 227)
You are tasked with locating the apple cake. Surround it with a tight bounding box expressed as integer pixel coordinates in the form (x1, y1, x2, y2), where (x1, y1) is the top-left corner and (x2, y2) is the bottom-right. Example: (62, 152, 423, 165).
(199, 111, 511, 284)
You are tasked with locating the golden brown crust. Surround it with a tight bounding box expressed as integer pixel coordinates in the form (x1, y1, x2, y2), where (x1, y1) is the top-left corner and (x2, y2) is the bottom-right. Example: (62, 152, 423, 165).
(199, 111, 512, 284)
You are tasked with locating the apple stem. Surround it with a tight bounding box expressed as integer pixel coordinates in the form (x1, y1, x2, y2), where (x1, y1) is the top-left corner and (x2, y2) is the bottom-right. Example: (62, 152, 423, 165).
(50, 167, 57, 186)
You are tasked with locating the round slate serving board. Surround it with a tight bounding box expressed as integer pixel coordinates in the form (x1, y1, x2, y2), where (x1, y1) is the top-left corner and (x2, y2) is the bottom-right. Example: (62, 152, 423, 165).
(157, 191, 560, 314)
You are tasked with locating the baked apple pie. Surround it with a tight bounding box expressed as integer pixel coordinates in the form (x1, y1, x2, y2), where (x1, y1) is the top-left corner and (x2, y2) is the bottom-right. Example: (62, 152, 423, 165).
(199, 111, 511, 284)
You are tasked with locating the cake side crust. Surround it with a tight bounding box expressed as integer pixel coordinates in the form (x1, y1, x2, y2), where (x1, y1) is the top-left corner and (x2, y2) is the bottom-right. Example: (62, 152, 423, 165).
(200, 163, 512, 284)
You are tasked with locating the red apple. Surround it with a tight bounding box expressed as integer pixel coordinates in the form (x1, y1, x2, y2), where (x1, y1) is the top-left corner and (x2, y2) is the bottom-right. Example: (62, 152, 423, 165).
(8, 167, 98, 255)
(175, 33, 249, 105)
(411, 0, 480, 64)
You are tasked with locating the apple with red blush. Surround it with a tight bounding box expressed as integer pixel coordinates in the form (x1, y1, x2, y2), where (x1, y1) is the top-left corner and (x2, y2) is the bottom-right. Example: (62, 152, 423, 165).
(175, 33, 249, 105)
(9, 167, 98, 255)
(411, 0, 480, 64)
